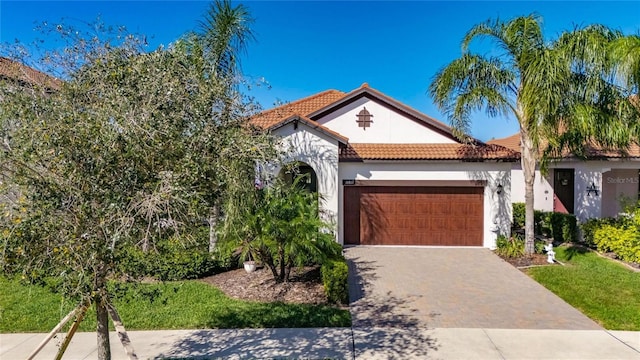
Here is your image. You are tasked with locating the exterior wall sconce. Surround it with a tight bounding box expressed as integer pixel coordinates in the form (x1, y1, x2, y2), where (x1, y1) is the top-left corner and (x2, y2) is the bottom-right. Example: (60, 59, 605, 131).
(586, 182, 600, 197)
(496, 184, 503, 195)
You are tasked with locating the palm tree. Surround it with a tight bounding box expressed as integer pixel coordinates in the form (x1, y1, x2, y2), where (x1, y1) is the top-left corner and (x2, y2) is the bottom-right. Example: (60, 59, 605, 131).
(183, 0, 257, 252)
(610, 34, 640, 92)
(429, 15, 633, 253)
(198, 0, 256, 80)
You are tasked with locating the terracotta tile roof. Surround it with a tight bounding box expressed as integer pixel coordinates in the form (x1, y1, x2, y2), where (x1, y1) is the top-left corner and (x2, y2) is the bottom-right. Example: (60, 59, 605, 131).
(487, 134, 521, 152)
(488, 132, 640, 159)
(341, 143, 520, 161)
(581, 144, 640, 159)
(0, 57, 62, 90)
(250, 89, 346, 129)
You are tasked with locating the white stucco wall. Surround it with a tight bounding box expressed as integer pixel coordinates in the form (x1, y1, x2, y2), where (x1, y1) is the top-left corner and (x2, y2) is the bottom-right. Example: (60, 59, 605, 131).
(513, 160, 640, 222)
(570, 161, 640, 221)
(271, 122, 340, 232)
(601, 168, 639, 217)
(316, 96, 456, 144)
(509, 164, 554, 211)
(338, 161, 512, 248)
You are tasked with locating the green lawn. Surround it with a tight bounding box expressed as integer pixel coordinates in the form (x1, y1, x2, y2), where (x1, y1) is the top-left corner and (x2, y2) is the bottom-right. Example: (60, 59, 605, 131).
(527, 245, 640, 330)
(0, 278, 351, 332)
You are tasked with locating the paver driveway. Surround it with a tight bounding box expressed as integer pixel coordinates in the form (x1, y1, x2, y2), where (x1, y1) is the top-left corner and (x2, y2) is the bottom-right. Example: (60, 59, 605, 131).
(345, 246, 601, 329)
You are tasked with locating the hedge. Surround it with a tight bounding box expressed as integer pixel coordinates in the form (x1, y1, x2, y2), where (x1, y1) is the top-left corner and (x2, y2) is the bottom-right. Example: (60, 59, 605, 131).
(321, 258, 349, 305)
(585, 212, 640, 264)
(512, 203, 577, 243)
(116, 236, 231, 281)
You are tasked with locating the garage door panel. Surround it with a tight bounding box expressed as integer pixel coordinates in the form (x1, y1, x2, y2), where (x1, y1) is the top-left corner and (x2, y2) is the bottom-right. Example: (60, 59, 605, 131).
(344, 186, 483, 246)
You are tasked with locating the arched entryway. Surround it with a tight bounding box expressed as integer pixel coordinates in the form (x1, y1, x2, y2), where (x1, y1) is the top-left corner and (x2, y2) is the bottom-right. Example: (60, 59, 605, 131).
(280, 162, 318, 193)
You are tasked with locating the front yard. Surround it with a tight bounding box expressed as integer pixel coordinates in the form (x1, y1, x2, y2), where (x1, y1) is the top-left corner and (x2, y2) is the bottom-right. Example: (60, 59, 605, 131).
(0, 276, 351, 333)
(526, 245, 640, 330)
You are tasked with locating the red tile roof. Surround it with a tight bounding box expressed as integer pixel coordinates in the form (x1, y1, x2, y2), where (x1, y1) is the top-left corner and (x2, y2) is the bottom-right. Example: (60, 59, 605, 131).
(487, 134, 521, 152)
(488, 132, 640, 159)
(0, 57, 62, 90)
(341, 143, 520, 161)
(250, 89, 346, 129)
(252, 84, 519, 161)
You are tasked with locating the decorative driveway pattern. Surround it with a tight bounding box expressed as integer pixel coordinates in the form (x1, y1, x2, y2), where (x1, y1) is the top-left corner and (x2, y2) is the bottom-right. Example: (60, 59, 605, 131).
(345, 246, 602, 330)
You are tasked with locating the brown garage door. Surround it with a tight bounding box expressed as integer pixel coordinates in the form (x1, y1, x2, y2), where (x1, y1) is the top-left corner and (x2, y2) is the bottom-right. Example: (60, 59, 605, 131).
(344, 186, 483, 246)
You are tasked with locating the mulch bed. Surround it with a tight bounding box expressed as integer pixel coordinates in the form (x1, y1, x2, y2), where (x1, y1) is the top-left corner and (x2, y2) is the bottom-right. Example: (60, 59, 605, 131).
(500, 253, 553, 268)
(200, 265, 330, 305)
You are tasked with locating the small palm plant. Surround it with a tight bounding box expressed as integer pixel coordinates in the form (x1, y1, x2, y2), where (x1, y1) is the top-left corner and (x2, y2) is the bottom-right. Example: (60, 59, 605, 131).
(221, 177, 341, 282)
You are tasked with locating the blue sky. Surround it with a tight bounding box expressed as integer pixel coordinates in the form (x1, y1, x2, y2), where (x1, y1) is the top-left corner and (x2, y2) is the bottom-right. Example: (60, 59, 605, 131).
(1, 1, 639, 141)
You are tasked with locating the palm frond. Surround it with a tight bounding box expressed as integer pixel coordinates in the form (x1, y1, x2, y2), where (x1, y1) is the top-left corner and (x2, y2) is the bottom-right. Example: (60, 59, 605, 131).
(198, 0, 256, 79)
(610, 35, 640, 92)
(429, 53, 516, 138)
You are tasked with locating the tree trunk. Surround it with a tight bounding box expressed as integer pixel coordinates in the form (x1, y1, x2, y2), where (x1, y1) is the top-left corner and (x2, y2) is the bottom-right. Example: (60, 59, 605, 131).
(208, 204, 220, 252)
(95, 268, 111, 360)
(520, 128, 537, 255)
(284, 261, 293, 282)
(278, 246, 285, 283)
(258, 247, 279, 280)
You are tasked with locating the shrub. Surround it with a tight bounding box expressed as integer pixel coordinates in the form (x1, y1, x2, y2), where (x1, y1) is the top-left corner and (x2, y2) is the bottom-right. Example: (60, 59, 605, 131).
(117, 235, 226, 281)
(580, 217, 618, 246)
(496, 234, 547, 258)
(219, 177, 341, 283)
(321, 258, 349, 305)
(511, 203, 577, 243)
(534, 210, 547, 236)
(589, 208, 640, 264)
(548, 212, 577, 243)
(511, 203, 550, 235)
(593, 224, 640, 263)
(512, 202, 525, 229)
(582, 200, 640, 263)
(495, 235, 525, 258)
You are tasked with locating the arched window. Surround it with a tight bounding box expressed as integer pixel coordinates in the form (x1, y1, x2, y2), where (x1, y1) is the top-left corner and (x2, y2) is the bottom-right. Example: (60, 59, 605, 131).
(280, 162, 318, 193)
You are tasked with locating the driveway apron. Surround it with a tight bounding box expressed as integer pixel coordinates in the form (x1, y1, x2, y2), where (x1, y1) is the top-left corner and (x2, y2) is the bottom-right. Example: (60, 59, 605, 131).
(345, 246, 601, 330)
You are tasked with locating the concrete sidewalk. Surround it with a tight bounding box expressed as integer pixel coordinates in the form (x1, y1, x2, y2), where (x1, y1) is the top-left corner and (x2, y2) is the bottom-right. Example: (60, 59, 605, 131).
(2, 328, 639, 359)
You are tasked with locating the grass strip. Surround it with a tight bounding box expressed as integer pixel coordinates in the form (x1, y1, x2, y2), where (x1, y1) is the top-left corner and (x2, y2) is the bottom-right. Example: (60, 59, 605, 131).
(0, 278, 351, 332)
(527, 245, 640, 330)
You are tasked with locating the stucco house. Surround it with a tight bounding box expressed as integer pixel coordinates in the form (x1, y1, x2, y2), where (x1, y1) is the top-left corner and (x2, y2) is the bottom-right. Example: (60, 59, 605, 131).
(251, 84, 519, 248)
(489, 133, 640, 222)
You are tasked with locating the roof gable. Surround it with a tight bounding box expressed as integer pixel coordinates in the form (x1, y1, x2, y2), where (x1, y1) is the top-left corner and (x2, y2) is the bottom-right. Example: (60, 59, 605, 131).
(313, 94, 457, 144)
(308, 83, 458, 143)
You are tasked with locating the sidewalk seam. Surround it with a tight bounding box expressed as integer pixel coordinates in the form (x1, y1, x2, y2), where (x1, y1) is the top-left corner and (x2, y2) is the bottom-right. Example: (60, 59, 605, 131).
(482, 328, 506, 360)
(349, 326, 356, 360)
(605, 330, 640, 354)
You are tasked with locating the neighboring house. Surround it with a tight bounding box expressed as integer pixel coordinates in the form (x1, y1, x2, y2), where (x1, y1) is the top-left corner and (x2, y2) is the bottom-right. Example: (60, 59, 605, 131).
(251, 83, 518, 248)
(0, 57, 61, 216)
(0, 57, 62, 93)
(489, 133, 640, 222)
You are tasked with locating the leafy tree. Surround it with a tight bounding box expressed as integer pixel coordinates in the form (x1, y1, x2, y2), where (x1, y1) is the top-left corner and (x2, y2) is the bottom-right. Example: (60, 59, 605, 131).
(220, 176, 341, 283)
(429, 15, 637, 254)
(0, 19, 275, 360)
